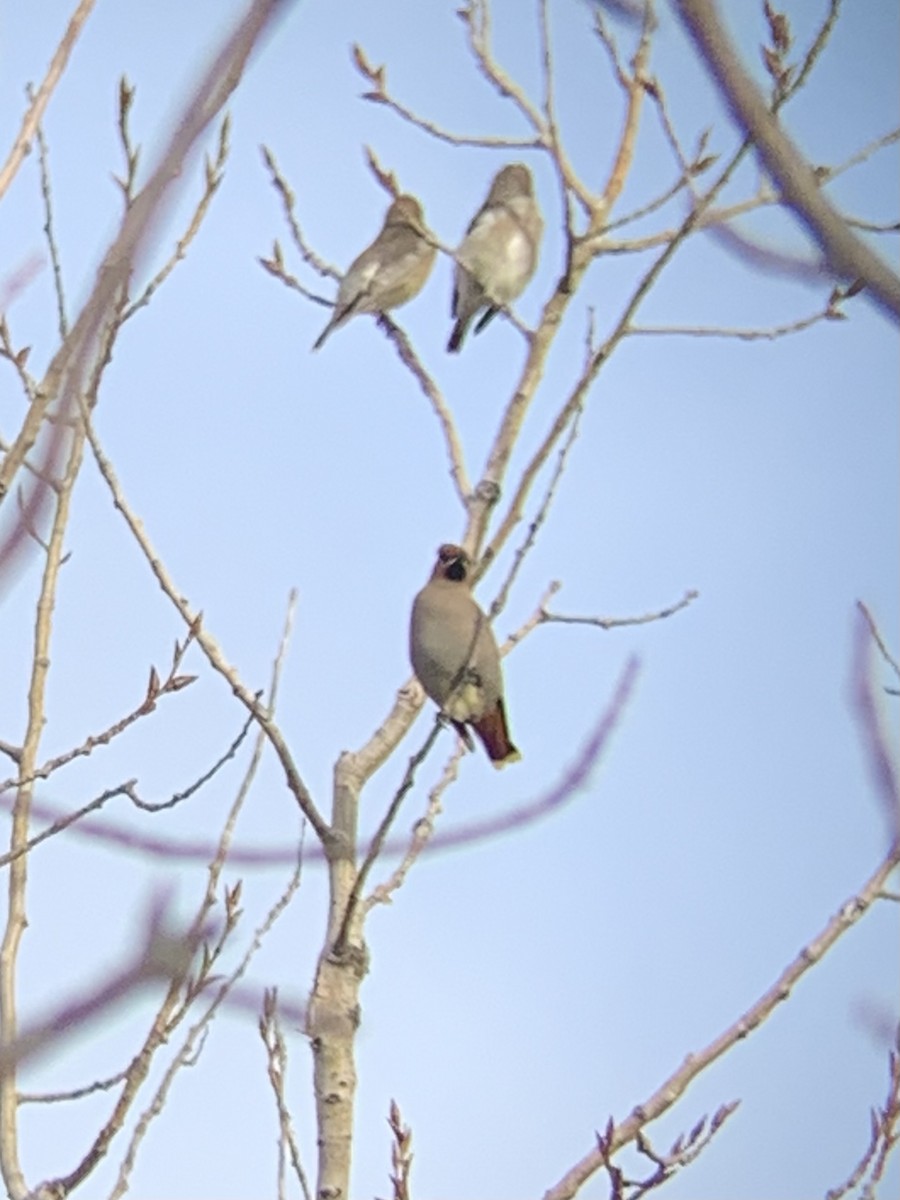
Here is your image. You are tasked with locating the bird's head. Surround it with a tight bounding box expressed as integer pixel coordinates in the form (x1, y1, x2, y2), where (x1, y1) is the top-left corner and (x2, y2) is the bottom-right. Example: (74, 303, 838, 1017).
(386, 194, 425, 230)
(433, 543, 470, 583)
(488, 163, 533, 204)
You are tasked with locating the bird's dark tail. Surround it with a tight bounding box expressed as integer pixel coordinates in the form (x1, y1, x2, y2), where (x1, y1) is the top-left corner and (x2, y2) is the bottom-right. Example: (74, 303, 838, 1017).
(473, 306, 499, 336)
(312, 322, 333, 352)
(447, 317, 470, 353)
(470, 700, 521, 769)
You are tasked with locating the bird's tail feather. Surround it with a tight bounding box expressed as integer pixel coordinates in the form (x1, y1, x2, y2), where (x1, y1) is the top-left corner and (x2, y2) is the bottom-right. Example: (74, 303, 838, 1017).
(447, 317, 470, 353)
(471, 700, 520, 769)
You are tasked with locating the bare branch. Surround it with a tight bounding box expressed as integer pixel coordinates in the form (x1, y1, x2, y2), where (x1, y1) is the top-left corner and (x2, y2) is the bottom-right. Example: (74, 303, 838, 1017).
(103, 861, 303, 1200)
(0, 639, 204, 796)
(852, 607, 900, 841)
(544, 837, 900, 1199)
(258, 240, 331, 305)
(476, 47, 763, 570)
(596, 1099, 740, 1198)
(27, 92, 68, 338)
(259, 989, 314, 1200)
(378, 316, 471, 505)
(675, 0, 900, 322)
(332, 718, 445, 955)
(825, 1027, 900, 1200)
(857, 600, 900, 687)
(364, 743, 464, 914)
(19, 1068, 129, 1106)
(123, 114, 232, 320)
(626, 294, 849, 339)
(386, 1099, 414, 1200)
(0, 0, 96, 203)
(0, 0, 288, 598)
(351, 41, 536, 150)
(594, 2, 655, 226)
(260, 144, 340, 281)
(0, 713, 254, 869)
(542, 589, 699, 630)
(489, 404, 584, 620)
(543, 613, 900, 1200)
(83, 410, 331, 844)
(46, 592, 303, 1198)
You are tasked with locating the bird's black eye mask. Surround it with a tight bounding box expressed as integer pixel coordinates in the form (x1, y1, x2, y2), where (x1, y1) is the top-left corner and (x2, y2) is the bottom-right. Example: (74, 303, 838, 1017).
(446, 559, 468, 582)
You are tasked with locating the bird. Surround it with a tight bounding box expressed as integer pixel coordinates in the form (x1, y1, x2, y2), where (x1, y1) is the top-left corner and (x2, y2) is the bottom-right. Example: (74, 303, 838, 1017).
(447, 163, 543, 353)
(410, 543, 520, 768)
(312, 194, 436, 351)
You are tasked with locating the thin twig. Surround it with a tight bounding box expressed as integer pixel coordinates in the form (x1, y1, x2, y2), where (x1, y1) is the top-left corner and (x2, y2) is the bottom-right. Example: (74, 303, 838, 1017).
(83, 410, 330, 845)
(48, 585, 302, 1198)
(386, 1099, 414, 1200)
(260, 145, 339, 281)
(379, 316, 471, 505)
(352, 41, 537, 150)
(490, 405, 584, 620)
(626, 304, 843, 339)
(540, 589, 699, 630)
(0, 0, 96, 203)
(0, 656, 636, 871)
(0, 642, 203, 795)
(857, 600, 900, 684)
(28, 92, 68, 337)
(123, 115, 231, 320)
(104, 861, 303, 1200)
(364, 743, 464, 913)
(259, 989, 314, 1200)
(0, 715, 255, 870)
(825, 1027, 900, 1200)
(18, 1068, 129, 1106)
(332, 719, 445, 955)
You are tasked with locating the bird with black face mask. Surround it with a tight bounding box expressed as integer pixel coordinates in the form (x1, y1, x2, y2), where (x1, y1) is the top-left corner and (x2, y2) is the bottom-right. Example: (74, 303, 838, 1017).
(410, 543, 520, 768)
(447, 163, 543, 353)
(313, 194, 436, 351)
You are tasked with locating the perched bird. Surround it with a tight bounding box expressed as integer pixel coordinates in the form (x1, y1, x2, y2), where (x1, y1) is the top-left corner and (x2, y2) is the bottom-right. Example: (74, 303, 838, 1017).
(447, 163, 543, 353)
(313, 194, 436, 351)
(410, 543, 520, 768)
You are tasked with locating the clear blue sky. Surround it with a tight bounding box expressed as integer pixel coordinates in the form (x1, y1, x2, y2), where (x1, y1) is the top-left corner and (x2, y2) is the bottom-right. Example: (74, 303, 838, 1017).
(1, 2, 897, 1197)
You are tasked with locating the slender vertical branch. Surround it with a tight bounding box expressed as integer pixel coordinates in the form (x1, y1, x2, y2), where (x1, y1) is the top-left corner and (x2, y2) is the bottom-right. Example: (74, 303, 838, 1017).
(466, 9, 653, 561)
(0, 419, 86, 1200)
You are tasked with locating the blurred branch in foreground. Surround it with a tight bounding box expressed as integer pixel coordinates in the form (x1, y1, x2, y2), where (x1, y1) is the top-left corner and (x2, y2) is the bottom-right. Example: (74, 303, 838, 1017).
(674, 0, 900, 323)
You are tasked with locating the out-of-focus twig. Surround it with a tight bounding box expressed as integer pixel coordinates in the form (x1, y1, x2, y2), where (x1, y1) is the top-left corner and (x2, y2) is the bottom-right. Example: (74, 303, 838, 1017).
(0, 905, 205, 1076)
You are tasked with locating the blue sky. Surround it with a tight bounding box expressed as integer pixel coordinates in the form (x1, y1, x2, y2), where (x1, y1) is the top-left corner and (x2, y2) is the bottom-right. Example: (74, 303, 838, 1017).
(1, 2, 898, 1197)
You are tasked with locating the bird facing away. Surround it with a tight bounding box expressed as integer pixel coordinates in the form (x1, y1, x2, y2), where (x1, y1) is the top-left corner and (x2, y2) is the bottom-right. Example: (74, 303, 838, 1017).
(312, 194, 436, 351)
(410, 543, 520, 768)
(447, 162, 543, 353)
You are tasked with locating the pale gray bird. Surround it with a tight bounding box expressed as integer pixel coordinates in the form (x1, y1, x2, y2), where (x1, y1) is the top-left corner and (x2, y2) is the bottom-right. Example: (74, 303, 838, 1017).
(313, 194, 436, 351)
(447, 163, 543, 353)
(410, 543, 520, 768)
